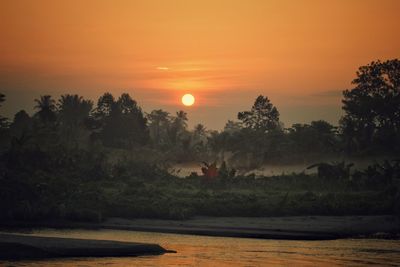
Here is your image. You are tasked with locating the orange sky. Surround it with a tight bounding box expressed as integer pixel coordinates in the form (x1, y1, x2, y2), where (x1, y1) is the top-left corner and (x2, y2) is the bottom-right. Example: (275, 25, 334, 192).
(1, 0, 399, 129)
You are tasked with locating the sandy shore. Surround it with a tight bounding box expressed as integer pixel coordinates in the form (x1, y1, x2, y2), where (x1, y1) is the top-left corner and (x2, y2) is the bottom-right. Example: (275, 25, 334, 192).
(100, 215, 400, 240)
(2, 215, 399, 240)
(0, 233, 170, 260)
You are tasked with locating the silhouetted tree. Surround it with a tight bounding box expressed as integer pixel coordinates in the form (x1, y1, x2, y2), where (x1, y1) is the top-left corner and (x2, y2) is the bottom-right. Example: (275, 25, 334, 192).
(187, 124, 211, 160)
(192, 123, 208, 152)
(175, 110, 188, 126)
(193, 123, 207, 138)
(57, 94, 93, 148)
(288, 120, 338, 155)
(0, 93, 4, 106)
(0, 93, 10, 150)
(238, 95, 280, 132)
(147, 109, 171, 148)
(118, 93, 138, 114)
(92, 93, 148, 148)
(169, 111, 188, 145)
(224, 120, 242, 134)
(0, 93, 8, 128)
(10, 110, 32, 137)
(58, 94, 93, 126)
(95, 92, 115, 118)
(31, 95, 59, 149)
(103, 93, 148, 148)
(340, 59, 400, 153)
(116, 93, 148, 147)
(34, 95, 56, 123)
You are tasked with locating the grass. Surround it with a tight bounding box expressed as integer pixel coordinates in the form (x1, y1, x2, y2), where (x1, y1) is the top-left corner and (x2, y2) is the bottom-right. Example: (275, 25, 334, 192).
(92, 171, 398, 220)
(1, 147, 398, 222)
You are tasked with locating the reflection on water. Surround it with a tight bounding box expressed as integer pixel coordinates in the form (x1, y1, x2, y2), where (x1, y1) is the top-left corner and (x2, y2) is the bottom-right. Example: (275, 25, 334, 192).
(2, 229, 400, 266)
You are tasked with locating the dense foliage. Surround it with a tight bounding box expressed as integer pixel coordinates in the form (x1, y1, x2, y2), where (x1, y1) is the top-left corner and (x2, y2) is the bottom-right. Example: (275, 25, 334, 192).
(0, 59, 399, 222)
(341, 59, 400, 154)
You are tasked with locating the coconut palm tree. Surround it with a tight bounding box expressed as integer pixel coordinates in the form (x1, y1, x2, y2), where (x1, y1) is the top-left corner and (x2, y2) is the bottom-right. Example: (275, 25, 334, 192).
(57, 94, 93, 147)
(192, 123, 208, 149)
(175, 111, 188, 129)
(193, 123, 207, 137)
(58, 94, 93, 127)
(34, 95, 56, 123)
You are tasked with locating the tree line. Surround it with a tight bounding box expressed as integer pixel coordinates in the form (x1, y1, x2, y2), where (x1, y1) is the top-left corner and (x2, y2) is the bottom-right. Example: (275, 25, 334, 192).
(0, 59, 399, 168)
(0, 59, 398, 221)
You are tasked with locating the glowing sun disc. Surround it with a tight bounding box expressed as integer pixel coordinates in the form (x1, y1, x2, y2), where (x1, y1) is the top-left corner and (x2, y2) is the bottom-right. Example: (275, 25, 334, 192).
(182, 94, 195, 106)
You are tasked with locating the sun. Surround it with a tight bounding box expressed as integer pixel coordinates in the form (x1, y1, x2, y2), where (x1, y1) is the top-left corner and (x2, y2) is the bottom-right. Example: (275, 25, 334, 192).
(182, 94, 195, 106)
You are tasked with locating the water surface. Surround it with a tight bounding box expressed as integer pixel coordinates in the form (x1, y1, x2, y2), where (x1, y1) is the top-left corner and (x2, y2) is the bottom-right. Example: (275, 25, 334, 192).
(2, 229, 400, 266)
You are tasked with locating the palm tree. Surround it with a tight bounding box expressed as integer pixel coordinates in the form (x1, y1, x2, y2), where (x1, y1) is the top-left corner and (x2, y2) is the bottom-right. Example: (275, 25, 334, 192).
(58, 94, 93, 128)
(57, 94, 93, 147)
(194, 123, 207, 136)
(193, 123, 207, 144)
(175, 111, 188, 129)
(34, 95, 56, 123)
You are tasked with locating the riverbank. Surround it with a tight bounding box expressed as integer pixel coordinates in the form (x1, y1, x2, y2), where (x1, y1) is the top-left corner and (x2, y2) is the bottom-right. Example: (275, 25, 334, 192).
(101, 215, 400, 240)
(0, 233, 171, 260)
(2, 215, 399, 241)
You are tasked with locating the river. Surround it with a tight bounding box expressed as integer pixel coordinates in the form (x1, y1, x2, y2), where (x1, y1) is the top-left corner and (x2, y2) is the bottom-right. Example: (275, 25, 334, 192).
(1, 229, 400, 266)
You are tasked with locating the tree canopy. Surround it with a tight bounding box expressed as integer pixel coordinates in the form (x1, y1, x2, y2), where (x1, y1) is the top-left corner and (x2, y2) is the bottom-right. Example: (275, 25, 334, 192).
(238, 95, 280, 132)
(341, 59, 400, 152)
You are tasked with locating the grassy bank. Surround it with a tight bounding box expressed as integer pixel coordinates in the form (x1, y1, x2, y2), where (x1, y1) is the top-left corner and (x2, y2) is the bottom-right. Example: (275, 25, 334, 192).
(1, 146, 398, 222)
(99, 172, 398, 220)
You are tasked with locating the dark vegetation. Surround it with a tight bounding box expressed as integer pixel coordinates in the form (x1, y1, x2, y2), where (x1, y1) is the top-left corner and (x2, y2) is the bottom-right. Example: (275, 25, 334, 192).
(0, 59, 399, 222)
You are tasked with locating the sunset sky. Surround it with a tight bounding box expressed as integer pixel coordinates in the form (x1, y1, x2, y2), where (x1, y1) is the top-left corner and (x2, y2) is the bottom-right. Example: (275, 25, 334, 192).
(1, 0, 399, 129)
